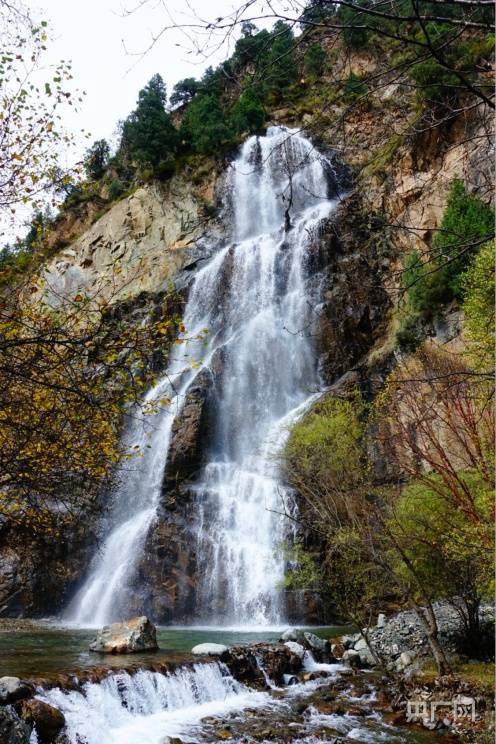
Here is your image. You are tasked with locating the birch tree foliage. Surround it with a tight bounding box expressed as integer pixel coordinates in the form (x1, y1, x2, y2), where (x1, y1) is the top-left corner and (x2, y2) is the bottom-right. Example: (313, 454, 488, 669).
(0, 0, 85, 234)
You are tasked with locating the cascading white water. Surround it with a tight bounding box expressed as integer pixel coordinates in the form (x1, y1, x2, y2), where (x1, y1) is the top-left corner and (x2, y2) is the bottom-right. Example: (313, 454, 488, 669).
(37, 663, 270, 744)
(64, 246, 231, 626)
(65, 126, 338, 626)
(192, 127, 336, 623)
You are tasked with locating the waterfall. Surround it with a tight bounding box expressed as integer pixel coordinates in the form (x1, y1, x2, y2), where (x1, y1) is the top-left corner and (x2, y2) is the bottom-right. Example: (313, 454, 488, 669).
(192, 127, 336, 623)
(65, 126, 338, 627)
(37, 663, 270, 744)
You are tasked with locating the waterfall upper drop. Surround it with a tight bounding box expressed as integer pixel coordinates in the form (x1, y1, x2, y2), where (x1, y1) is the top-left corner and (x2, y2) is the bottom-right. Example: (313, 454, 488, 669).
(65, 126, 339, 627)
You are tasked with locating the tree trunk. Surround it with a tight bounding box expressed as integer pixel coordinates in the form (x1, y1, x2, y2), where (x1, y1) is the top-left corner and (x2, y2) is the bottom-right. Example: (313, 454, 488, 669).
(413, 602, 451, 676)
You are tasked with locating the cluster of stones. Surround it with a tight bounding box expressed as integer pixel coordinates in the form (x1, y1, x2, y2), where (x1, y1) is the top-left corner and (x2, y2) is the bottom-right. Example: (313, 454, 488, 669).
(366, 603, 494, 672)
(0, 677, 65, 744)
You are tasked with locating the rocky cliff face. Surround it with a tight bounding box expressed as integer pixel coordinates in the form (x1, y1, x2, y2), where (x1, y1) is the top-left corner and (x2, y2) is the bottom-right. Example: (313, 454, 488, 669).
(40, 176, 219, 308)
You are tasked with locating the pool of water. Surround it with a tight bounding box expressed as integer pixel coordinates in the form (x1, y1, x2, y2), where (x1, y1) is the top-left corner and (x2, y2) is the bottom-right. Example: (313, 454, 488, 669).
(0, 624, 352, 678)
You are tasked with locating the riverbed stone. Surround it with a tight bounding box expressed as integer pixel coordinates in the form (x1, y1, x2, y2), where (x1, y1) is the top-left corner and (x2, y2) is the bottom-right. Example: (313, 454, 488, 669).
(89, 616, 158, 654)
(283, 641, 306, 659)
(18, 699, 65, 742)
(377, 613, 386, 628)
(280, 628, 304, 642)
(191, 643, 228, 656)
(396, 651, 416, 672)
(341, 634, 358, 649)
(354, 637, 368, 652)
(303, 632, 328, 652)
(342, 649, 361, 668)
(0, 706, 31, 744)
(359, 649, 376, 667)
(0, 677, 33, 704)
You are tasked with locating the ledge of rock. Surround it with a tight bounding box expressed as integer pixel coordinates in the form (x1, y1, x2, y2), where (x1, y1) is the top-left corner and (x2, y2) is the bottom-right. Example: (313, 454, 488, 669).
(89, 616, 158, 654)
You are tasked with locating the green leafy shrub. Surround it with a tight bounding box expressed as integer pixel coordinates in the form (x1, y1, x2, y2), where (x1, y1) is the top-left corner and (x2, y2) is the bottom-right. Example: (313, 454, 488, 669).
(338, 1, 371, 48)
(432, 178, 493, 300)
(409, 56, 460, 104)
(155, 159, 177, 180)
(108, 179, 125, 201)
(343, 72, 368, 102)
(284, 392, 367, 508)
(461, 241, 494, 369)
(397, 180, 493, 349)
(395, 306, 424, 352)
(0, 244, 32, 285)
(391, 473, 494, 656)
(263, 21, 298, 97)
(180, 94, 234, 155)
(230, 88, 265, 134)
(408, 27, 494, 107)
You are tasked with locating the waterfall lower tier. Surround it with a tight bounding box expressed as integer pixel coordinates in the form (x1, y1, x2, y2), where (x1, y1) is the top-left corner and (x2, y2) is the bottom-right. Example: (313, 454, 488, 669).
(37, 663, 270, 744)
(65, 126, 339, 626)
(32, 654, 419, 744)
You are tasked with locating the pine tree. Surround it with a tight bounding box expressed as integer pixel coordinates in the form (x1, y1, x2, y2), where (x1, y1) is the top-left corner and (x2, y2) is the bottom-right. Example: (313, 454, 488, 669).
(120, 74, 177, 169)
(304, 43, 326, 79)
(231, 88, 265, 134)
(170, 78, 199, 108)
(180, 93, 234, 155)
(264, 22, 297, 97)
(84, 139, 110, 180)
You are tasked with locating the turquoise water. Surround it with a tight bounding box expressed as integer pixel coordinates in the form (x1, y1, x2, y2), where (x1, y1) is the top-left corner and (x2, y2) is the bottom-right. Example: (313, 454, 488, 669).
(0, 624, 351, 679)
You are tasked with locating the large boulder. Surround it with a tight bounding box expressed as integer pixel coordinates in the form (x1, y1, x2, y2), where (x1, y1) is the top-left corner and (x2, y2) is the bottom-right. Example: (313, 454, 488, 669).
(0, 677, 33, 705)
(89, 616, 158, 654)
(17, 699, 65, 743)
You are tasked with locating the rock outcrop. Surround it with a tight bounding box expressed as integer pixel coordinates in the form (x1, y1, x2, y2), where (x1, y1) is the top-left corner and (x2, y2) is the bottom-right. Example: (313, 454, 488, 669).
(39, 179, 215, 309)
(89, 616, 158, 654)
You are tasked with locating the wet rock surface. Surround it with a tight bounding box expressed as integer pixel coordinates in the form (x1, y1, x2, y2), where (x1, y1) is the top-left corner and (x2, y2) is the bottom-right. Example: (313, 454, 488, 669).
(192, 643, 229, 657)
(16, 698, 65, 742)
(0, 677, 33, 705)
(0, 705, 32, 744)
(225, 644, 303, 688)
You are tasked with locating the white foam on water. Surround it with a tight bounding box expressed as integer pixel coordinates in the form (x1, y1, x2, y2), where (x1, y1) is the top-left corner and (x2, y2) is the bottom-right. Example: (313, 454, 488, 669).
(37, 662, 270, 744)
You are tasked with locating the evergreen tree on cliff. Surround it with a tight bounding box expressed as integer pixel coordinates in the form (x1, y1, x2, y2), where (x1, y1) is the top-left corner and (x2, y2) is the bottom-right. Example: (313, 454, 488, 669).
(120, 73, 177, 169)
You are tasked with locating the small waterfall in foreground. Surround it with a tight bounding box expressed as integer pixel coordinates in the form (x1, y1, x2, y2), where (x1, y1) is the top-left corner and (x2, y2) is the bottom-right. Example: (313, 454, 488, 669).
(65, 126, 338, 626)
(37, 663, 270, 744)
